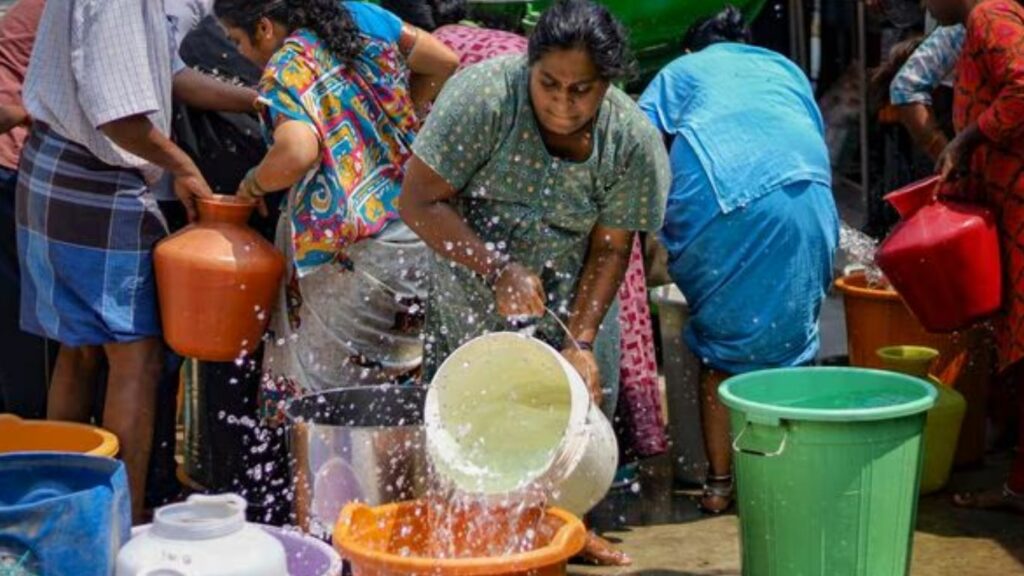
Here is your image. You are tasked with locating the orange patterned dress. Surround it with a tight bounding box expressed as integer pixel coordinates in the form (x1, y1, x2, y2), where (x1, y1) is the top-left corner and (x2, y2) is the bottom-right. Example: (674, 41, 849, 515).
(954, 0, 1024, 373)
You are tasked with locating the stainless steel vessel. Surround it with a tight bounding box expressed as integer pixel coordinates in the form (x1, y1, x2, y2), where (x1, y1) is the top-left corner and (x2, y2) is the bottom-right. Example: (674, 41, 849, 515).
(286, 385, 428, 538)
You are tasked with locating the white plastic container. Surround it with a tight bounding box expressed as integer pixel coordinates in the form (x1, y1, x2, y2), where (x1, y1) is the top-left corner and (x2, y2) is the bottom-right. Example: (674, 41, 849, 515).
(425, 332, 618, 516)
(116, 494, 288, 576)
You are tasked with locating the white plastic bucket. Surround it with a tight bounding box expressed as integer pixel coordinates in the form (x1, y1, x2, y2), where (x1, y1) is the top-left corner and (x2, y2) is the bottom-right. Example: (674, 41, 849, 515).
(425, 332, 618, 516)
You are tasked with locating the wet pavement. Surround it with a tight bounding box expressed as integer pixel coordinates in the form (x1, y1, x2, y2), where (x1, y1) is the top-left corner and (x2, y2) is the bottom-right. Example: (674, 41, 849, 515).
(571, 453, 1024, 575)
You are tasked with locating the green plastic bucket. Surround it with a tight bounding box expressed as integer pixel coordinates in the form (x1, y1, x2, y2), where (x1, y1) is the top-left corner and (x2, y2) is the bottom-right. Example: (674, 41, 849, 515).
(719, 367, 937, 576)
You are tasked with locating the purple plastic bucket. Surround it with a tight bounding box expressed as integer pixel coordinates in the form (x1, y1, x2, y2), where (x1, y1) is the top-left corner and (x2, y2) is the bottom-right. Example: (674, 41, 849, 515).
(261, 524, 342, 576)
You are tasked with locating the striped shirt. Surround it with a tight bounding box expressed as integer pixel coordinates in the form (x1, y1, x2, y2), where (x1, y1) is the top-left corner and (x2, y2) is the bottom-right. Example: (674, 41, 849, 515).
(23, 0, 185, 183)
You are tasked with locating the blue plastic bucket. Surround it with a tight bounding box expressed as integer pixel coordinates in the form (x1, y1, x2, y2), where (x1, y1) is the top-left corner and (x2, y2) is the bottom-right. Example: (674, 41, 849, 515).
(0, 452, 131, 576)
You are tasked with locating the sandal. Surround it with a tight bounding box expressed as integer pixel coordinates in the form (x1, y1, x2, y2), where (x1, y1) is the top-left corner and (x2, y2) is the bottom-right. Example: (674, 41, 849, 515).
(699, 474, 734, 515)
(953, 483, 1024, 515)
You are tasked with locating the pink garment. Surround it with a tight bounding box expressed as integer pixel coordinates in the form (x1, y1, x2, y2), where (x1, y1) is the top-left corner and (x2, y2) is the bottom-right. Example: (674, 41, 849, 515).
(0, 0, 44, 171)
(616, 235, 668, 458)
(432, 24, 528, 70)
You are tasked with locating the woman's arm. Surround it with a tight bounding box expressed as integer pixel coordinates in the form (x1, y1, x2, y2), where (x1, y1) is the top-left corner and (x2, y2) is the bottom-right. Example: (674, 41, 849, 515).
(898, 103, 948, 161)
(938, 5, 1024, 180)
(237, 120, 320, 213)
(562, 225, 633, 403)
(889, 26, 963, 160)
(172, 68, 259, 114)
(937, 121, 985, 181)
(400, 155, 546, 316)
(399, 25, 459, 114)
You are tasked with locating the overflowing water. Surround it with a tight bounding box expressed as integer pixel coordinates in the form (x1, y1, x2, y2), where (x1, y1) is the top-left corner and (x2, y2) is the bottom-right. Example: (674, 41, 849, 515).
(419, 484, 548, 559)
(839, 221, 888, 287)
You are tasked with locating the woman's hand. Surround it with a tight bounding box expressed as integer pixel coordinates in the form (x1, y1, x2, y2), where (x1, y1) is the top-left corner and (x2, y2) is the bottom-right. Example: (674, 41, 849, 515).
(401, 24, 459, 112)
(237, 168, 270, 217)
(937, 124, 984, 182)
(936, 136, 970, 182)
(562, 346, 602, 405)
(493, 263, 546, 318)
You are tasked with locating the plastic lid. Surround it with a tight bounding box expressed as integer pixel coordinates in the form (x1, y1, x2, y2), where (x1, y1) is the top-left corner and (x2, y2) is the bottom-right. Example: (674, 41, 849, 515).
(151, 494, 247, 541)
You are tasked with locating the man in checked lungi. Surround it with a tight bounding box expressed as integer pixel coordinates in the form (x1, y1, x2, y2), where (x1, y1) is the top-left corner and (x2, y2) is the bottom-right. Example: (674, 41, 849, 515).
(16, 0, 258, 521)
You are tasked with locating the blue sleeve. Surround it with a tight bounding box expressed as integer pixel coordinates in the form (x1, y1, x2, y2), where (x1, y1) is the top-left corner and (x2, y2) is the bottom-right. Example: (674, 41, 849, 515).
(343, 1, 403, 44)
(638, 69, 673, 135)
(890, 25, 965, 106)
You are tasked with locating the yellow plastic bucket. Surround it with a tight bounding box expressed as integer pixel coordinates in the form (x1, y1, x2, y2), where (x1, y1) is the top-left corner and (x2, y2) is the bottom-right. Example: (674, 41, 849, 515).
(0, 414, 119, 457)
(875, 348, 967, 494)
(877, 346, 939, 379)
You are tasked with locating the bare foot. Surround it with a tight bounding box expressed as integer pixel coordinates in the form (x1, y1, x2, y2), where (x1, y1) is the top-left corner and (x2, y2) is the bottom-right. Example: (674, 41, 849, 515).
(953, 486, 1024, 515)
(579, 532, 632, 566)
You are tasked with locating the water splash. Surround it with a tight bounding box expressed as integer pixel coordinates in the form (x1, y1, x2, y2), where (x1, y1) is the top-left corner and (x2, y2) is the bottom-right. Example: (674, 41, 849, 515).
(839, 221, 887, 287)
(419, 482, 548, 560)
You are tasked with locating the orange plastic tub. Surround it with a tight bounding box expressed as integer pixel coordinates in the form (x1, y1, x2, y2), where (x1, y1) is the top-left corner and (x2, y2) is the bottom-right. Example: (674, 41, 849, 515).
(834, 273, 991, 466)
(0, 414, 119, 457)
(334, 501, 586, 576)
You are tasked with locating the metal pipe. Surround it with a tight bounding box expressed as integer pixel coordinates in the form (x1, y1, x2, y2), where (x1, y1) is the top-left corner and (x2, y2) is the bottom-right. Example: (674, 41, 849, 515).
(858, 0, 870, 200)
(790, 0, 809, 71)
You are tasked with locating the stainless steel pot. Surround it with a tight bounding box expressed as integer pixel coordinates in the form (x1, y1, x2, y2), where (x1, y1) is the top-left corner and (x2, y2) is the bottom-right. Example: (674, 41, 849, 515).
(286, 385, 428, 539)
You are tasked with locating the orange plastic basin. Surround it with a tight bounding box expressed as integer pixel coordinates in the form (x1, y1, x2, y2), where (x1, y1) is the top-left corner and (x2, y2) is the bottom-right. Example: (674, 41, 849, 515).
(0, 414, 119, 457)
(334, 501, 587, 576)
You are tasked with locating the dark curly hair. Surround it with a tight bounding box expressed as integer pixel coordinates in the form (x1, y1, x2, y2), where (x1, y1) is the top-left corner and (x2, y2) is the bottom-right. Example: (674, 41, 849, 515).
(429, 0, 469, 27)
(528, 0, 634, 82)
(381, 0, 467, 30)
(214, 0, 363, 61)
(681, 5, 752, 52)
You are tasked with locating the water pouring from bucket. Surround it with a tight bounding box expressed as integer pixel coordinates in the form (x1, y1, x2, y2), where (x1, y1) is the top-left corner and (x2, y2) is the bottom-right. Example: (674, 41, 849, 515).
(425, 332, 618, 516)
(332, 331, 618, 572)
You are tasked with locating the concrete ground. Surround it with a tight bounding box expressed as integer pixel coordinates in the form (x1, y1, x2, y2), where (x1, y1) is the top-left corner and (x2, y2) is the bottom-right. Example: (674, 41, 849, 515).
(569, 454, 1024, 576)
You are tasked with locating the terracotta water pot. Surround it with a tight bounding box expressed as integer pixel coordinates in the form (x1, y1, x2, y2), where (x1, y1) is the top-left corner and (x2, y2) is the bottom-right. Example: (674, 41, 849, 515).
(154, 195, 285, 362)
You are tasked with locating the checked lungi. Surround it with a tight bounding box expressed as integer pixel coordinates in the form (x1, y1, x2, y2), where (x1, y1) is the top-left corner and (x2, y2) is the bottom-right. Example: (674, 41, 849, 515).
(16, 124, 168, 346)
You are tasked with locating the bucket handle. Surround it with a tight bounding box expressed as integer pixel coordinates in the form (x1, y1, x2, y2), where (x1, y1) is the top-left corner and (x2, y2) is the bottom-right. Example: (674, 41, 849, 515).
(732, 421, 788, 458)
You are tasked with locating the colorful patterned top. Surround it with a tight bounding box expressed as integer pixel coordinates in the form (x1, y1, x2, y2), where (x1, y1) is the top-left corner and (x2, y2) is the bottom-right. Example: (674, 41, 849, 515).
(890, 25, 965, 106)
(412, 56, 671, 378)
(432, 23, 528, 71)
(953, 0, 1024, 371)
(258, 2, 419, 276)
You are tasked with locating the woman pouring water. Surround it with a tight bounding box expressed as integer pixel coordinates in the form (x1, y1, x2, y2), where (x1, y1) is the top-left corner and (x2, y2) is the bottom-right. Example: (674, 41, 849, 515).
(399, 0, 670, 564)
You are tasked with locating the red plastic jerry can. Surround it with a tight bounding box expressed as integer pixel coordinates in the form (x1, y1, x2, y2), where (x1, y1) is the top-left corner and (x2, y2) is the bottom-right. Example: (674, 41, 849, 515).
(876, 176, 1002, 333)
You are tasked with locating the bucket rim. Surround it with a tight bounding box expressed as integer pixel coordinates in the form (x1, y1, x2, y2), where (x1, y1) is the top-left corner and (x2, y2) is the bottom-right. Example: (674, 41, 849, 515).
(424, 332, 591, 495)
(333, 501, 587, 574)
(260, 524, 343, 576)
(0, 414, 120, 457)
(284, 384, 426, 429)
(834, 272, 899, 301)
(719, 367, 938, 423)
